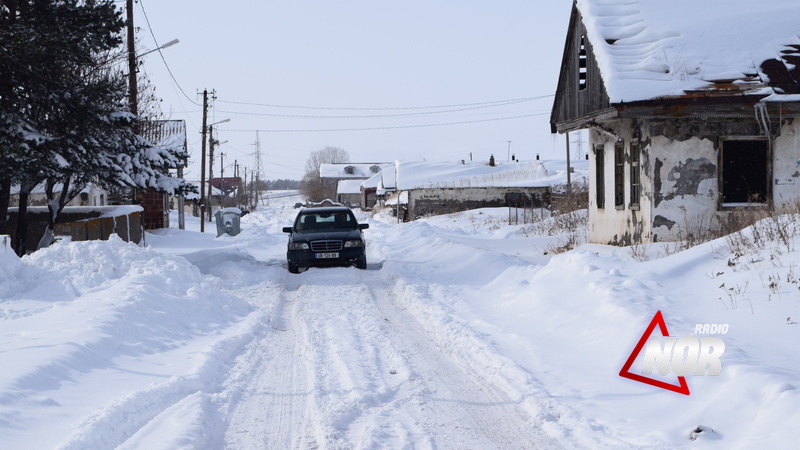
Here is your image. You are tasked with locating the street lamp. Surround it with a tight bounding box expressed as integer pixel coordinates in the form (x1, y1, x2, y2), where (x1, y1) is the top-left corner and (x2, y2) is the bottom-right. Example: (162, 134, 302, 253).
(127, 38, 180, 118)
(200, 118, 230, 229)
(137, 39, 180, 58)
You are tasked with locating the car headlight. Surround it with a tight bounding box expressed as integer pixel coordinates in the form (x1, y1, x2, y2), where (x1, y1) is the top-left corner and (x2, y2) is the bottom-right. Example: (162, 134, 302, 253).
(344, 240, 364, 248)
(288, 242, 309, 250)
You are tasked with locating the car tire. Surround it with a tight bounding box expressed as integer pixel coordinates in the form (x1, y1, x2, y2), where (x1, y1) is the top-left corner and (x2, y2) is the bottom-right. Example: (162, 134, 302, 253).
(288, 263, 300, 274)
(356, 258, 367, 270)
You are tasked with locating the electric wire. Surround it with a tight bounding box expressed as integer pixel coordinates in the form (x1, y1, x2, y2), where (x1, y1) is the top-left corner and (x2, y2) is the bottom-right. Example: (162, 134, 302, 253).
(222, 112, 548, 133)
(137, 0, 201, 108)
(214, 98, 537, 119)
(216, 95, 553, 111)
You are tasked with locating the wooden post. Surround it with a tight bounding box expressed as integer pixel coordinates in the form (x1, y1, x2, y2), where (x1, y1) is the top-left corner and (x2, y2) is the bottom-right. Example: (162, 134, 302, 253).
(566, 131, 572, 195)
(199, 90, 208, 232)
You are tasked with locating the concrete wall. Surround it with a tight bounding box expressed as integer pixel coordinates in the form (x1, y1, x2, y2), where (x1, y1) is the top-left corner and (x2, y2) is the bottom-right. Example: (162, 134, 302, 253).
(336, 193, 362, 207)
(407, 186, 549, 219)
(588, 116, 800, 244)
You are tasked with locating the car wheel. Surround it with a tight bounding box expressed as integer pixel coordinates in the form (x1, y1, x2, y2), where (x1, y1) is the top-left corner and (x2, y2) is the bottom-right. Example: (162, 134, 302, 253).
(288, 263, 300, 274)
(356, 258, 367, 270)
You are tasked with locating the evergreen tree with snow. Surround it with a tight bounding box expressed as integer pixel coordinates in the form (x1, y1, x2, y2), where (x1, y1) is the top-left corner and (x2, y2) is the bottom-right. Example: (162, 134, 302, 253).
(0, 0, 189, 254)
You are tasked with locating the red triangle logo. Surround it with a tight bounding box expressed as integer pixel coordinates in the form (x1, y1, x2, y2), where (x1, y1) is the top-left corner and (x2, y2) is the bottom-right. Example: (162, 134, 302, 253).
(619, 310, 690, 395)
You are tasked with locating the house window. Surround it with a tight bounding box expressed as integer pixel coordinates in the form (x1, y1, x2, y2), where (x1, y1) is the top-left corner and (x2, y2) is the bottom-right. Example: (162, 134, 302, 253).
(344, 166, 355, 175)
(614, 141, 624, 209)
(595, 144, 605, 209)
(629, 140, 640, 209)
(720, 138, 769, 206)
(370, 165, 380, 174)
(578, 34, 588, 91)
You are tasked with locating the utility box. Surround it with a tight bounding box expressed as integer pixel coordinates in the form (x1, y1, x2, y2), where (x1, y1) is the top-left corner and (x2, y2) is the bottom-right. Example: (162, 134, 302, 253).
(215, 207, 242, 237)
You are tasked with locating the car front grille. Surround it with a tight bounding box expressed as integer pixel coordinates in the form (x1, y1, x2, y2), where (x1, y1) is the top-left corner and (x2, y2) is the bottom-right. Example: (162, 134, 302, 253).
(310, 240, 343, 252)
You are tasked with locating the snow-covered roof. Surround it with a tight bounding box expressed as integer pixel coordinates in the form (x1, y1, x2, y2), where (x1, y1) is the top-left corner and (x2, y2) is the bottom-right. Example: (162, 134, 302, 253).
(575, 0, 800, 102)
(362, 171, 382, 189)
(319, 163, 391, 179)
(395, 160, 574, 190)
(336, 179, 364, 195)
(378, 165, 397, 191)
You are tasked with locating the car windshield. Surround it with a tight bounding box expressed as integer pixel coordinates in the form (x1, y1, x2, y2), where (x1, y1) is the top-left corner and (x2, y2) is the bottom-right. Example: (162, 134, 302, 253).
(296, 210, 357, 231)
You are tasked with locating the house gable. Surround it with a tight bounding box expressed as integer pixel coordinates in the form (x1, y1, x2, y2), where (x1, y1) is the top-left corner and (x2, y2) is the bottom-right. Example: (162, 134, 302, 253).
(550, 2, 610, 134)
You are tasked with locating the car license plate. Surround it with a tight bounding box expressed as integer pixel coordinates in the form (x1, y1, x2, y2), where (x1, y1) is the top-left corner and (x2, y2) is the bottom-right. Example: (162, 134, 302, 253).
(315, 252, 339, 259)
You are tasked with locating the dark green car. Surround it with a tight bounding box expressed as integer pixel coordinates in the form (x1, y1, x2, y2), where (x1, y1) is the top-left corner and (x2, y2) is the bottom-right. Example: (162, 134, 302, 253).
(282, 207, 369, 273)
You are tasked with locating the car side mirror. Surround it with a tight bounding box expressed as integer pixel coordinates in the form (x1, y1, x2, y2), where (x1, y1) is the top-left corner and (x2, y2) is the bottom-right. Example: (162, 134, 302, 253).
(359, 223, 369, 230)
(282, 227, 293, 233)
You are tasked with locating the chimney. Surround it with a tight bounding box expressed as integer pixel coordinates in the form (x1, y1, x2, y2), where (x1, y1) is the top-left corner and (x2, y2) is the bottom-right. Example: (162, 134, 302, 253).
(489, 154, 495, 167)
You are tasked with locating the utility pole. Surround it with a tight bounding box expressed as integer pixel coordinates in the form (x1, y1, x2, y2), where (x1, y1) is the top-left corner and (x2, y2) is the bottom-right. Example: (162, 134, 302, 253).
(253, 132, 265, 209)
(566, 131, 572, 195)
(219, 152, 226, 207)
(208, 124, 216, 222)
(242, 166, 247, 206)
(126, 0, 137, 117)
(177, 129, 187, 230)
(199, 90, 209, 232)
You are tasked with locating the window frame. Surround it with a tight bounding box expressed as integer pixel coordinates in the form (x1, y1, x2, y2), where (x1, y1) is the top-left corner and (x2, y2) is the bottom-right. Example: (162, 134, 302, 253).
(614, 140, 625, 209)
(578, 34, 588, 91)
(595, 144, 605, 209)
(629, 140, 641, 210)
(718, 136, 771, 209)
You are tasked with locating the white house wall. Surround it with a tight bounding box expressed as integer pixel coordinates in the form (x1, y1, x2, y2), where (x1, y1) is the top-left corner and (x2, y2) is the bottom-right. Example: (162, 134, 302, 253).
(589, 116, 800, 245)
(773, 119, 800, 206)
(588, 121, 652, 245)
(648, 135, 717, 242)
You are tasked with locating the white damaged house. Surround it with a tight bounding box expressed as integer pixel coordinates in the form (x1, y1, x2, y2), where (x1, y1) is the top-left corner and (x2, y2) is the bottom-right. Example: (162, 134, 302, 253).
(550, 0, 800, 244)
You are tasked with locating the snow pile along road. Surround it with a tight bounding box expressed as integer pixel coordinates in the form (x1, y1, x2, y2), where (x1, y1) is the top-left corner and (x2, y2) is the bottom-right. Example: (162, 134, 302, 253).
(1, 194, 800, 448)
(0, 236, 259, 449)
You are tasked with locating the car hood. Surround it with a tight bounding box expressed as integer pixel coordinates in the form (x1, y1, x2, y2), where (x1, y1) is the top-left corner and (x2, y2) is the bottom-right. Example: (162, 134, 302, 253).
(290, 229, 362, 242)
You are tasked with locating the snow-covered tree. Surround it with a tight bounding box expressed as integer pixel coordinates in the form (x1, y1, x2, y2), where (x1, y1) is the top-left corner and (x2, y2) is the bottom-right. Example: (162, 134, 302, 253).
(0, 0, 190, 254)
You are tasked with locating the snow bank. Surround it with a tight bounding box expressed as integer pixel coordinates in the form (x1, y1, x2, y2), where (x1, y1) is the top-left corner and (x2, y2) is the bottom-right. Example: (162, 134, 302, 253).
(0, 236, 259, 449)
(3, 193, 800, 448)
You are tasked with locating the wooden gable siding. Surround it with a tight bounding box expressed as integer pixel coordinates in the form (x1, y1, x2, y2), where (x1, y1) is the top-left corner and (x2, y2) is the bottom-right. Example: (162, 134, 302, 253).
(550, 3, 610, 133)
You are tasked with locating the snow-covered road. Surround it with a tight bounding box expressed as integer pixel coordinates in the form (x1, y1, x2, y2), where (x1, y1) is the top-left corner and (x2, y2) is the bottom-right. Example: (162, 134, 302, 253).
(217, 266, 558, 449)
(3, 193, 800, 448)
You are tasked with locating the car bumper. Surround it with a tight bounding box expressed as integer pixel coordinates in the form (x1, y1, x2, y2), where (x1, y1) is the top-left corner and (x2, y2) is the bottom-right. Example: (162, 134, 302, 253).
(287, 248, 366, 267)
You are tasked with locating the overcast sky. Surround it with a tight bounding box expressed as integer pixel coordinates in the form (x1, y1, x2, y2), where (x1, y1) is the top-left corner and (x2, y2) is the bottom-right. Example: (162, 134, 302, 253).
(131, 0, 578, 181)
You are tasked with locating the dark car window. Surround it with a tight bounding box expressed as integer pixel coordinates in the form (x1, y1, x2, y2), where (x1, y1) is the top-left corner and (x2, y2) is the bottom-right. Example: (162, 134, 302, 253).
(296, 210, 357, 230)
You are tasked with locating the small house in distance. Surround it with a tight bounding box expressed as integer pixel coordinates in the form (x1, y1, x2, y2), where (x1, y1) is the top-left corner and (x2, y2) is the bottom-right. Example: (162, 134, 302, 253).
(550, 0, 800, 245)
(319, 163, 393, 208)
(385, 160, 577, 220)
(336, 179, 364, 207)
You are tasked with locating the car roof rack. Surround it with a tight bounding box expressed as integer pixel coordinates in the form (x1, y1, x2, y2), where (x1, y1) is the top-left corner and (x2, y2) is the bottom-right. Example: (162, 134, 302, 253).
(304, 199, 344, 208)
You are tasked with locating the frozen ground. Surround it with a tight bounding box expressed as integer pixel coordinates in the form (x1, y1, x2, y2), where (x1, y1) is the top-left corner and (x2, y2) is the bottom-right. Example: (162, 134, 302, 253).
(1, 192, 799, 449)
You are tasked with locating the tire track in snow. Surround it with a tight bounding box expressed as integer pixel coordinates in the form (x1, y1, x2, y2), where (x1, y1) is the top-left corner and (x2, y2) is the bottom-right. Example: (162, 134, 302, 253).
(274, 267, 559, 449)
(368, 279, 562, 449)
(222, 280, 320, 449)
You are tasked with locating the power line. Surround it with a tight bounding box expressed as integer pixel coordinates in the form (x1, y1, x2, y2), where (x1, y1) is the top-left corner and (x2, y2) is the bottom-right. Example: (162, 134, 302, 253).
(222, 112, 548, 133)
(214, 98, 539, 119)
(137, 0, 201, 107)
(215, 95, 553, 111)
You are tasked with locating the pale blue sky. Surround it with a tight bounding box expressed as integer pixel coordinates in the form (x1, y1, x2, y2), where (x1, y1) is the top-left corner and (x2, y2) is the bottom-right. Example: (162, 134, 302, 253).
(132, 1, 577, 180)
